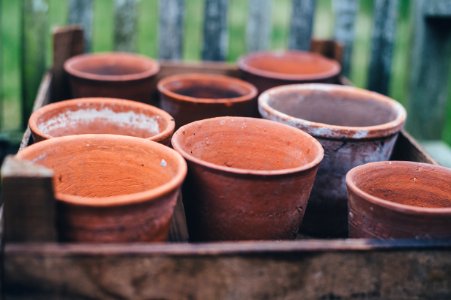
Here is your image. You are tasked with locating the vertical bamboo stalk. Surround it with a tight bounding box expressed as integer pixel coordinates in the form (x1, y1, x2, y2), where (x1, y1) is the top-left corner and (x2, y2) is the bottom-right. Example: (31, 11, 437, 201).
(246, 0, 271, 52)
(288, 0, 315, 51)
(114, 0, 137, 52)
(68, 0, 93, 51)
(202, 0, 228, 61)
(159, 0, 185, 60)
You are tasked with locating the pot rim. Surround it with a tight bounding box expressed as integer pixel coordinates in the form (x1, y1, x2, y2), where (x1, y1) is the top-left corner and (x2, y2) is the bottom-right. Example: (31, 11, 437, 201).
(259, 83, 407, 139)
(171, 116, 324, 176)
(64, 52, 160, 82)
(28, 97, 175, 142)
(157, 73, 258, 104)
(237, 50, 341, 81)
(346, 161, 451, 215)
(16, 134, 187, 207)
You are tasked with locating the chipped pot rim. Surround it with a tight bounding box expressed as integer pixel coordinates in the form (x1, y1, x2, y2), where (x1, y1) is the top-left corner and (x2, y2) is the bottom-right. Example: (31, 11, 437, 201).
(16, 134, 187, 207)
(171, 116, 324, 176)
(258, 84, 407, 140)
(346, 161, 451, 215)
(64, 52, 160, 82)
(28, 97, 175, 142)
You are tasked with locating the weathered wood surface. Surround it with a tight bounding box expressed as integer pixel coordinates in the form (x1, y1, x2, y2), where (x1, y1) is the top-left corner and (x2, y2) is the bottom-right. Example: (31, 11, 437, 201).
(68, 0, 93, 51)
(391, 130, 436, 164)
(288, 0, 316, 51)
(158, 0, 185, 60)
(114, 0, 137, 52)
(246, 0, 271, 52)
(202, 0, 228, 61)
(367, 0, 399, 95)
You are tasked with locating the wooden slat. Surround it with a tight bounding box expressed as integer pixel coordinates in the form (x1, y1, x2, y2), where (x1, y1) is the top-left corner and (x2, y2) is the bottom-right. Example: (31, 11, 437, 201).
(114, 0, 137, 52)
(246, 0, 271, 52)
(158, 0, 185, 60)
(201, 0, 228, 61)
(367, 0, 399, 95)
(68, 0, 93, 51)
(333, 0, 358, 76)
(390, 130, 436, 164)
(21, 0, 48, 129)
(310, 39, 344, 65)
(288, 0, 316, 51)
(407, 0, 451, 140)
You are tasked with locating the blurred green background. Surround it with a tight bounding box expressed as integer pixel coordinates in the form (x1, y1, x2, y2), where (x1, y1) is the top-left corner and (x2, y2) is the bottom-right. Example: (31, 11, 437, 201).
(1, 0, 451, 145)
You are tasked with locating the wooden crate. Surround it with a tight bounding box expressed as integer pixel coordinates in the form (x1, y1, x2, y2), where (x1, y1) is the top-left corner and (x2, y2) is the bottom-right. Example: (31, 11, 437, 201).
(2, 27, 451, 300)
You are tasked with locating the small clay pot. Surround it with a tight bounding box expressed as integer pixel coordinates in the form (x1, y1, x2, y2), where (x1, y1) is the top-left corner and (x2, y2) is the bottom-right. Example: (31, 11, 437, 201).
(16, 134, 187, 243)
(158, 73, 258, 128)
(238, 50, 341, 93)
(64, 52, 160, 102)
(346, 161, 451, 239)
(171, 116, 323, 241)
(29, 97, 175, 145)
(259, 84, 406, 237)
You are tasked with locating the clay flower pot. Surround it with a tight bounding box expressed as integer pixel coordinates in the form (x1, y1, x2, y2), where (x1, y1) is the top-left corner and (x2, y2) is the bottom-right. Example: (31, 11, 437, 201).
(16, 134, 187, 243)
(238, 50, 341, 93)
(171, 116, 323, 241)
(158, 73, 258, 128)
(64, 52, 160, 102)
(29, 97, 175, 145)
(346, 161, 451, 239)
(259, 84, 406, 237)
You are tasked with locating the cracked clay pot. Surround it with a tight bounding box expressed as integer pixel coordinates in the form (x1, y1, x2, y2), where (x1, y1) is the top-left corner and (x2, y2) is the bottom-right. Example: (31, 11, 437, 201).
(259, 84, 406, 237)
(171, 116, 323, 241)
(238, 50, 341, 94)
(158, 73, 258, 128)
(65, 52, 159, 102)
(29, 98, 175, 145)
(347, 161, 451, 239)
(16, 134, 187, 243)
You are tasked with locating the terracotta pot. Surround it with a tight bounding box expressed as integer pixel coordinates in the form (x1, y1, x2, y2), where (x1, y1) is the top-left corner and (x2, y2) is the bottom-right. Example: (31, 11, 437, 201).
(64, 52, 160, 102)
(171, 116, 323, 241)
(158, 73, 258, 128)
(16, 134, 187, 243)
(346, 161, 451, 239)
(29, 97, 175, 145)
(259, 84, 406, 237)
(238, 50, 341, 93)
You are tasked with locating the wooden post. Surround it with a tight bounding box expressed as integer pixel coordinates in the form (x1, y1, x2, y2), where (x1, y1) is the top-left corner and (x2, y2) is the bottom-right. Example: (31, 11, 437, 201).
(202, 0, 228, 61)
(68, 0, 93, 52)
(333, 0, 358, 76)
(367, 0, 399, 95)
(407, 0, 451, 140)
(246, 0, 271, 52)
(21, 0, 48, 129)
(159, 0, 185, 60)
(114, 0, 137, 52)
(288, 0, 315, 51)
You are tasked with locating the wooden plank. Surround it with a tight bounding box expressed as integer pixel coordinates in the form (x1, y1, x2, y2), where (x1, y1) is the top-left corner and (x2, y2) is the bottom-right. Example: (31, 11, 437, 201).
(201, 0, 228, 61)
(68, 0, 93, 51)
(407, 0, 451, 140)
(158, 0, 185, 60)
(51, 26, 84, 101)
(21, 0, 48, 129)
(390, 130, 436, 164)
(288, 0, 316, 51)
(367, 0, 399, 95)
(332, 0, 358, 76)
(114, 0, 137, 52)
(246, 0, 271, 52)
(310, 39, 344, 65)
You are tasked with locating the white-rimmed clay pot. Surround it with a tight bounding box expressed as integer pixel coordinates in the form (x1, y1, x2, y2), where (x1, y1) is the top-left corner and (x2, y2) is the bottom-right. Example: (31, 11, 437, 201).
(347, 161, 451, 239)
(172, 116, 323, 241)
(259, 83, 406, 237)
(16, 134, 187, 243)
(29, 98, 175, 145)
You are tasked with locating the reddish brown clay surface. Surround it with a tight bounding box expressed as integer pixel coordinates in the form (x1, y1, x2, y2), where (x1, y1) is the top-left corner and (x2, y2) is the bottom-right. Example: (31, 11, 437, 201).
(259, 84, 406, 237)
(158, 73, 258, 128)
(347, 161, 451, 239)
(238, 51, 341, 93)
(16, 134, 187, 243)
(171, 116, 323, 241)
(29, 97, 175, 145)
(64, 52, 160, 102)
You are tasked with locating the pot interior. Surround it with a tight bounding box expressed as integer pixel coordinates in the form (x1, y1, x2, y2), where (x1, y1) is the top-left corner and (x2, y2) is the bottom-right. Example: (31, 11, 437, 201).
(267, 89, 399, 127)
(175, 118, 321, 171)
(351, 163, 451, 208)
(71, 55, 154, 76)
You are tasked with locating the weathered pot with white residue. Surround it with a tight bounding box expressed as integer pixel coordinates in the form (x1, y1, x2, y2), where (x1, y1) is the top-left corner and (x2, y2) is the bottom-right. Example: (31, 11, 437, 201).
(259, 84, 406, 237)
